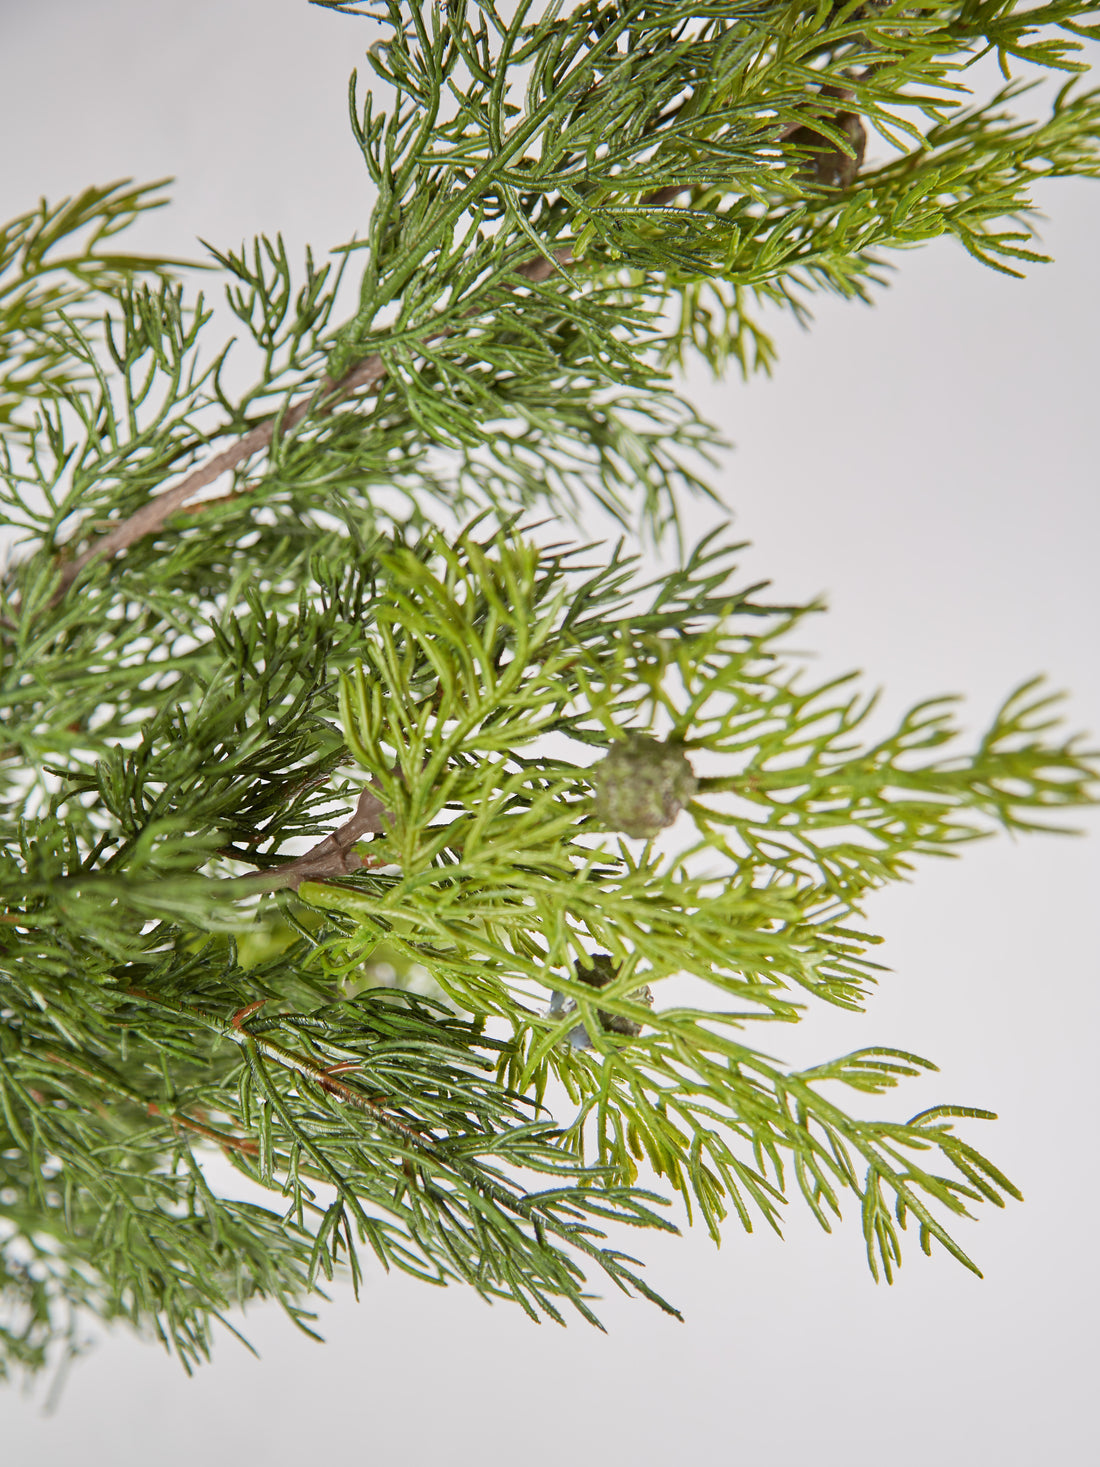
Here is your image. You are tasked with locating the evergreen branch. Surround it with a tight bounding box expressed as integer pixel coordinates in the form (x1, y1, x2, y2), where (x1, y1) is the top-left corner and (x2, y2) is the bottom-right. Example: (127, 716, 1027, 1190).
(41, 229, 661, 602)
(1, 0, 1098, 1379)
(43, 3, 1100, 594)
(46, 364, 369, 603)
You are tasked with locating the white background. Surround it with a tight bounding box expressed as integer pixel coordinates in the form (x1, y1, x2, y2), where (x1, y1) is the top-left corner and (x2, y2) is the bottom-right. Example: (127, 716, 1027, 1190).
(1, 2, 1097, 1462)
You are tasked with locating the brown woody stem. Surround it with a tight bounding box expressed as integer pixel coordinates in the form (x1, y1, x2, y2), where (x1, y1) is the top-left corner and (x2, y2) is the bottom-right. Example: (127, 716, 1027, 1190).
(45, 98, 856, 605)
(223, 782, 393, 892)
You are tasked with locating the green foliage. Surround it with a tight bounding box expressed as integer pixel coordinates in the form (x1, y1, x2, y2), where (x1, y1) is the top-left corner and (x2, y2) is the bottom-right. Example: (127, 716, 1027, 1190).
(0, 180, 202, 438)
(1, 0, 1098, 1380)
(319, 524, 1088, 1269)
(318, 0, 1100, 387)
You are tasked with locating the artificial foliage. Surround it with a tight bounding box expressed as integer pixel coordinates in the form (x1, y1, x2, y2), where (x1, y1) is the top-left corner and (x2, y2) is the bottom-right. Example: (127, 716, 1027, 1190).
(1, 0, 1097, 1380)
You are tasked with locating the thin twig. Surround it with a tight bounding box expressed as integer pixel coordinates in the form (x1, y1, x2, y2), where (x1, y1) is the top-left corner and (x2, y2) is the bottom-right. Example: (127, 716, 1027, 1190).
(50, 246, 577, 600)
(48, 358, 386, 602)
(124, 985, 553, 1228)
(45, 92, 858, 603)
(223, 783, 394, 892)
(42, 1048, 260, 1156)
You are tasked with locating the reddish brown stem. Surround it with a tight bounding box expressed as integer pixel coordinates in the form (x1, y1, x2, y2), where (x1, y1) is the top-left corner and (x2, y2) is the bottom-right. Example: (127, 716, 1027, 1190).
(225, 782, 393, 891)
(42, 1048, 260, 1157)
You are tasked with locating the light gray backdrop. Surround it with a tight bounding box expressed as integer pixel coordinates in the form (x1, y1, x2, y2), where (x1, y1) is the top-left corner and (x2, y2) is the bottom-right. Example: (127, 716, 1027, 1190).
(1, 3, 1097, 1463)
